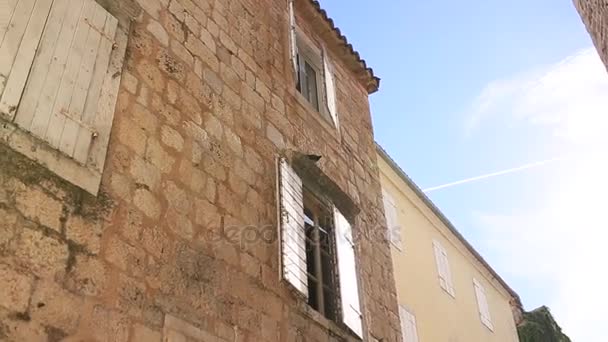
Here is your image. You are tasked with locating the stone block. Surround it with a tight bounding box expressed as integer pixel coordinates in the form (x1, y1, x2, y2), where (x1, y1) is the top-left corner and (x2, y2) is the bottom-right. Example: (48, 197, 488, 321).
(14, 187, 63, 233)
(0, 264, 33, 312)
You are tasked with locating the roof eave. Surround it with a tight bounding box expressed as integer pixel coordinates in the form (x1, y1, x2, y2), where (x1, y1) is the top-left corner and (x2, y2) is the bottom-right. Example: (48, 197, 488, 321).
(376, 143, 523, 307)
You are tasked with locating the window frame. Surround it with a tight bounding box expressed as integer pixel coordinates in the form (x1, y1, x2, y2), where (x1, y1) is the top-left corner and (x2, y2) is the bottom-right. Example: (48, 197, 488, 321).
(294, 32, 333, 124)
(303, 187, 341, 323)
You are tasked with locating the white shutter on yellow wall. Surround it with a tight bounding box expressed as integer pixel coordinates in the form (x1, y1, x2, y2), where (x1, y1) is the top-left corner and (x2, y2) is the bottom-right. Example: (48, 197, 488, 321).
(277, 158, 308, 297)
(473, 278, 494, 331)
(334, 208, 363, 338)
(382, 189, 402, 250)
(0, 0, 54, 119)
(0, 0, 128, 195)
(433, 239, 455, 297)
(399, 306, 420, 342)
(322, 48, 339, 128)
(288, 0, 298, 78)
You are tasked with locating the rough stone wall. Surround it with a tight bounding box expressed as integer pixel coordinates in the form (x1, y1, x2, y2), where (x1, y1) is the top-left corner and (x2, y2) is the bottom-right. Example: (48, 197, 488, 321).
(0, 0, 401, 341)
(575, 0, 608, 71)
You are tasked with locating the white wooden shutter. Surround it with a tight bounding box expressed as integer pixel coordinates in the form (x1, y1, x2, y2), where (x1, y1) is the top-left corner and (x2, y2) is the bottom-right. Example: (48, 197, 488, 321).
(0, 0, 54, 119)
(334, 208, 363, 338)
(399, 306, 419, 342)
(433, 239, 455, 297)
(277, 158, 308, 297)
(0, 0, 127, 195)
(382, 189, 402, 250)
(473, 278, 494, 331)
(288, 0, 298, 77)
(13, 0, 120, 165)
(322, 48, 339, 127)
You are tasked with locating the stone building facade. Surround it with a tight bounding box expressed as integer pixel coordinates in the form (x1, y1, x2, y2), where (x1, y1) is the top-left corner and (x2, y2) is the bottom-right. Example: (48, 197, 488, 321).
(0, 0, 401, 341)
(574, 0, 608, 70)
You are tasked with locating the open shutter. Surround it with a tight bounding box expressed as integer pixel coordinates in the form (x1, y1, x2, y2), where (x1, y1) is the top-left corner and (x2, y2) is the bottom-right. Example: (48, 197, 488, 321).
(277, 158, 308, 297)
(13, 0, 120, 165)
(322, 48, 339, 127)
(433, 239, 454, 296)
(442, 247, 455, 296)
(433, 240, 447, 289)
(474, 278, 494, 331)
(288, 0, 298, 78)
(0, 0, 54, 120)
(382, 189, 402, 250)
(334, 208, 363, 338)
(399, 306, 419, 342)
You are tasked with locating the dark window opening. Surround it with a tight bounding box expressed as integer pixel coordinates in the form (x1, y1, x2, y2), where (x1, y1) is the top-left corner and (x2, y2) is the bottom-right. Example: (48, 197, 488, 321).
(303, 189, 338, 322)
(296, 52, 320, 112)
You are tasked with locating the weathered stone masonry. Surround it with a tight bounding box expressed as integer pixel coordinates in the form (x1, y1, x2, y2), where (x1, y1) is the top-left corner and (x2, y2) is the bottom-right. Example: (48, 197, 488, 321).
(575, 0, 608, 70)
(0, 0, 402, 341)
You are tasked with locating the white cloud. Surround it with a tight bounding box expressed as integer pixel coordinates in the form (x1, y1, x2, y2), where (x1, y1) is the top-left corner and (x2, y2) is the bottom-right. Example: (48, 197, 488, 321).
(467, 48, 608, 341)
(467, 48, 608, 146)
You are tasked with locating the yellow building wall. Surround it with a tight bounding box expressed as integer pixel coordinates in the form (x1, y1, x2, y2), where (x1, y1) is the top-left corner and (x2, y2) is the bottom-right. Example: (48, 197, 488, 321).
(377, 155, 520, 342)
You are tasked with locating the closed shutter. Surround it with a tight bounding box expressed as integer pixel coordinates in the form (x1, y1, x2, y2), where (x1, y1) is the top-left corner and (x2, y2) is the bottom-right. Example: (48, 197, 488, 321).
(382, 189, 402, 250)
(288, 0, 298, 77)
(322, 48, 338, 128)
(334, 208, 363, 338)
(433, 239, 455, 297)
(13, 0, 120, 165)
(473, 278, 494, 331)
(399, 306, 419, 342)
(0, 0, 127, 195)
(0, 0, 54, 119)
(277, 158, 308, 297)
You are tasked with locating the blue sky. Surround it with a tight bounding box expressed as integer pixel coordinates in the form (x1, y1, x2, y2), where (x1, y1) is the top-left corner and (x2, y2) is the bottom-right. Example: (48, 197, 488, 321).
(322, 1, 608, 340)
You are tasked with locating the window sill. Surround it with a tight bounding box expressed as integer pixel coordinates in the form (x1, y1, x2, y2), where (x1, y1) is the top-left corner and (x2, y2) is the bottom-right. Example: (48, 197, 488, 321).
(0, 119, 102, 195)
(293, 90, 340, 141)
(296, 300, 362, 341)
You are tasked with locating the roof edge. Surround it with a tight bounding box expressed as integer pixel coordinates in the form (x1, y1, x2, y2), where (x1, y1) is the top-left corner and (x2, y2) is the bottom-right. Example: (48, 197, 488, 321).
(308, 0, 380, 94)
(375, 143, 523, 307)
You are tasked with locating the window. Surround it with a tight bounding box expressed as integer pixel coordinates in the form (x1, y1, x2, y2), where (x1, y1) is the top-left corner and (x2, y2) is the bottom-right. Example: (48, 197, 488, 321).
(473, 278, 494, 331)
(399, 306, 420, 342)
(304, 189, 338, 321)
(296, 48, 322, 112)
(288, 1, 339, 128)
(433, 240, 455, 297)
(382, 189, 403, 250)
(0, 0, 128, 195)
(277, 157, 363, 338)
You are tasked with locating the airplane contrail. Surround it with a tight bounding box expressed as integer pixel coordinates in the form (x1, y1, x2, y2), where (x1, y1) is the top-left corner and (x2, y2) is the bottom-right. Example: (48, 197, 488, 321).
(423, 157, 563, 193)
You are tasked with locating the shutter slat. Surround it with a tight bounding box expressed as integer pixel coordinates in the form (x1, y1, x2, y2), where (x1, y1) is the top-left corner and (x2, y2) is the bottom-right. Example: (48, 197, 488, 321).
(0, 0, 20, 44)
(59, 3, 108, 159)
(26, 0, 86, 139)
(12, 0, 70, 129)
(0, 0, 36, 90)
(87, 24, 127, 173)
(43, 0, 96, 148)
(0, 0, 53, 119)
(335, 208, 363, 338)
(278, 158, 308, 297)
